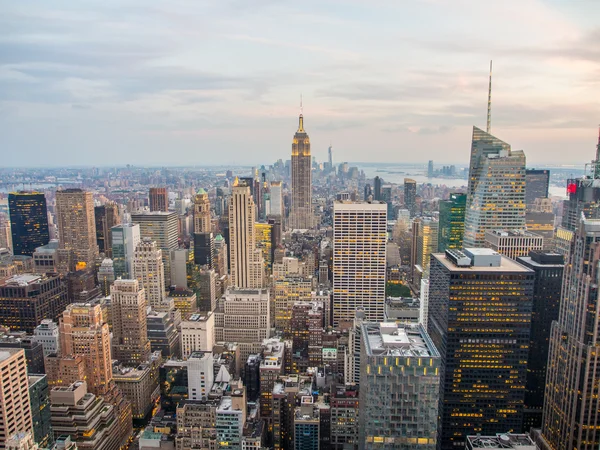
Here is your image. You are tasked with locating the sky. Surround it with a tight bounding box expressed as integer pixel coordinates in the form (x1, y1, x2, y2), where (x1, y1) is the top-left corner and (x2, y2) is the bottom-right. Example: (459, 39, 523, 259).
(2, 0, 600, 168)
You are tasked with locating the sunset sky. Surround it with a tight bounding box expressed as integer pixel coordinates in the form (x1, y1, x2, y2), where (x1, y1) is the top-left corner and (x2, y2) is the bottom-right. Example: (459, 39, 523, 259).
(2, 0, 599, 167)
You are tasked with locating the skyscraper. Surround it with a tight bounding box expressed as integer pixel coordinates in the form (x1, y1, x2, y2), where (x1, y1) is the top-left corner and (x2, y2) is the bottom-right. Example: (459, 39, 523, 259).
(131, 211, 178, 287)
(111, 279, 151, 366)
(111, 223, 140, 279)
(94, 202, 120, 257)
(536, 219, 600, 450)
(328, 144, 333, 170)
(333, 201, 387, 326)
(438, 193, 466, 251)
(374, 176, 382, 201)
(228, 180, 264, 289)
(0, 349, 33, 447)
(193, 188, 215, 267)
(269, 181, 283, 218)
(525, 169, 550, 211)
(428, 160, 434, 178)
(8, 192, 49, 257)
(515, 252, 564, 430)
(133, 238, 167, 310)
(149, 187, 169, 212)
(55, 189, 98, 271)
(404, 178, 417, 217)
(463, 127, 526, 247)
(289, 108, 313, 230)
(428, 249, 534, 449)
(359, 322, 440, 449)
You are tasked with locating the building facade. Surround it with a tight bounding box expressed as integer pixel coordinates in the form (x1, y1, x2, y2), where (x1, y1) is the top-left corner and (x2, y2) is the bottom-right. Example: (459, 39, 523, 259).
(438, 193, 466, 252)
(0, 349, 33, 448)
(111, 223, 141, 279)
(8, 192, 50, 257)
(133, 239, 168, 310)
(289, 111, 314, 230)
(149, 187, 169, 212)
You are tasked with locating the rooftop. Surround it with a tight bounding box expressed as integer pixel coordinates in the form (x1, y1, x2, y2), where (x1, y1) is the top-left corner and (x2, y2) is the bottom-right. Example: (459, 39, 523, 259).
(3, 273, 42, 286)
(362, 322, 439, 358)
(486, 229, 542, 238)
(434, 250, 533, 273)
(466, 433, 538, 449)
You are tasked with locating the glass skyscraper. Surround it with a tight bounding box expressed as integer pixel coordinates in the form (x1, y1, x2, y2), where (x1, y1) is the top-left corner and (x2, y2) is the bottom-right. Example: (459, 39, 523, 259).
(525, 169, 550, 210)
(8, 191, 50, 256)
(438, 193, 466, 252)
(463, 127, 526, 247)
(428, 248, 534, 449)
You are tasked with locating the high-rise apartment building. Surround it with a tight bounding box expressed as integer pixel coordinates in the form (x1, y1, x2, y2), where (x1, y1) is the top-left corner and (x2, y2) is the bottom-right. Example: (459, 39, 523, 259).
(438, 193, 466, 251)
(94, 202, 120, 257)
(133, 239, 167, 310)
(149, 187, 169, 212)
(289, 110, 313, 230)
(428, 248, 534, 449)
(516, 252, 564, 430)
(228, 181, 264, 289)
(536, 219, 600, 450)
(463, 128, 526, 247)
(8, 192, 49, 257)
(111, 223, 140, 279)
(359, 322, 440, 449)
(332, 201, 387, 326)
(525, 169, 550, 211)
(130, 211, 178, 286)
(404, 178, 417, 218)
(0, 274, 69, 334)
(55, 189, 98, 271)
(0, 349, 33, 449)
(193, 188, 215, 268)
(111, 279, 151, 366)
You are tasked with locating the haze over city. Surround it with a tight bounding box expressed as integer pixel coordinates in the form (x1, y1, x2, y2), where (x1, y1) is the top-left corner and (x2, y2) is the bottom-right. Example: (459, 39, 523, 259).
(3, 0, 600, 167)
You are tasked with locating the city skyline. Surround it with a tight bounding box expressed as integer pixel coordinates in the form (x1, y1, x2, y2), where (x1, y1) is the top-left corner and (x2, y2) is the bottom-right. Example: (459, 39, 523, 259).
(3, 1, 600, 167)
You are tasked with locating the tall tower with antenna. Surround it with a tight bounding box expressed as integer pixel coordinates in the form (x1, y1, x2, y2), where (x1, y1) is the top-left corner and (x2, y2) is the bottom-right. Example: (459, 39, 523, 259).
(594, 124, 600, 179)
(289, 98, 314, 229)
(487, 60, 492, 134)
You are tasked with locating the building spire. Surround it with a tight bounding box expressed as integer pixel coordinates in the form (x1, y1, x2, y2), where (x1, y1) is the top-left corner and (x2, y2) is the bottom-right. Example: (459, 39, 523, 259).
(595, 124, 600, 179)
(487, 60, 492, 134)
(298, 95, 305, 132)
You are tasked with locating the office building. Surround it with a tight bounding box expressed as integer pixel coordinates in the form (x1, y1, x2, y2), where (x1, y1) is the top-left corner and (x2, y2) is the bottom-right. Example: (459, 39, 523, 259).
(133, 239, 167, 310)
(438, 193, 466, 251)
(187, 351, 214, 401)
(8, 192, 49, 257)
(49, 381, 122, 450)
(525, 210, 555, 251)
(289, 109, 314, 230)
(168, 286, 196, 319)
(32, 240, 58, 274)
(180, 312, 215, 359)
(373, 176, 382, 201)
(294, 397, 320, 450)
(113, 357, 160, 420)
(214, 234, 228, 277)
(536, 219, 600, 450)
(0, 334, 44, 375)
(562, 176, 600, 231)
(193, 188, 215, 267)
(0, 349, 33, 449)
(111, 279, 151, 366)
(255, 222, 273, 270)
(97, 258, 114, 297)
(525, 169, 550, 211)
(33, 319, 60, 357)
(55, 189, 98, 272)
(333, 201, 387, 326)
(270, 181, 283, 218)
(484, 229, 544, 260)
(28, 375, 53, 448)
(229, 180, 265, 289)
(428, 249, 534, 449)
(359, 322, 440, 449)
(216, 389, 246, 450)
(330, 384, 359, 450)
(516, 252, 564, 430)
(111, 223, 140, 279)
(217, 288, 271, 363)
(94, 202, 120, 257)
(149, 187, 169, 212)
(0, 215, 11, 252)
(130, 211, 178, 286)
(411, 217, 438, 283)
(463, 127, 526, 247)
(274, 276, 312, 331)
(0, 274, 69, 334)
(404, 178, 417, 218)
(146, 311, 179, 358)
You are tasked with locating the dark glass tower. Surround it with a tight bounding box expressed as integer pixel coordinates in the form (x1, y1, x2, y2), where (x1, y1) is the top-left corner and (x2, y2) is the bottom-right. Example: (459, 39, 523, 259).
(516, 251, 564, 431)
(428, 249, 534, 449)
(525, 169, 550, 210)
(374, 176, 382, 201)
(8, 191, 50, 256)
(438, 193, 466, 251)
(404, 178, 417, 217)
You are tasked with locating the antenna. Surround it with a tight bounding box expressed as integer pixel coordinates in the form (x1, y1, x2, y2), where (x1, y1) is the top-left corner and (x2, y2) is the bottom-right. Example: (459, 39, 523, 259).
(486, 60, 492, 134)
(300, 94, 303, 116)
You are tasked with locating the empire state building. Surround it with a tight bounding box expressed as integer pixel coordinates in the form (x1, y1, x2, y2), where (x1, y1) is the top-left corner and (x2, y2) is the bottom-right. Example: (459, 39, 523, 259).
(289, 109, 314, 229)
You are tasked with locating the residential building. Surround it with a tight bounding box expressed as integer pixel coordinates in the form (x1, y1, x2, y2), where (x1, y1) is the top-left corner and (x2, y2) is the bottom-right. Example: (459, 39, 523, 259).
(0, 349, 33, 449)
(359, 322, 440, 449)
